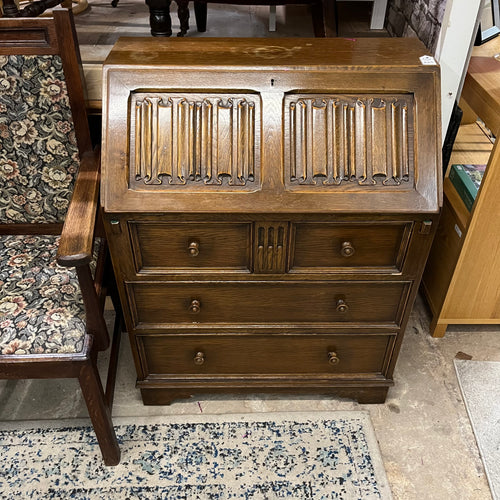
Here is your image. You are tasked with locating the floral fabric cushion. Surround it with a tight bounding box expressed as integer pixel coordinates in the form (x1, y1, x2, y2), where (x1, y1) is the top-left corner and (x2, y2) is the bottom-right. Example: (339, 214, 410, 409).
(0, 55, 80, 224)
(0, 234, 93, 356)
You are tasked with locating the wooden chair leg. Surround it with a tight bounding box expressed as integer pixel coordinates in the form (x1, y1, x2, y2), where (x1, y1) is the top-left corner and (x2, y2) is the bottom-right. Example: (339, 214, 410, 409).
(176, 0, 190, 35)
(105, 311, 123, 411)
(1, 0, 21, 15)
(79, 356, 120, 466)
(194, 1, 207, 32)
(146, 0, 173, 36)
(104, 263, 123, 411)
(269, 5, 277, 31)
(310, 0, 326, 37)
(323, 0, 337, 36)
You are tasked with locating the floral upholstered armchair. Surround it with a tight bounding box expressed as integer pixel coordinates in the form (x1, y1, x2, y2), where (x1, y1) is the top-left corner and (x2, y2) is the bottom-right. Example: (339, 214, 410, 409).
(0, 9, 121, 465)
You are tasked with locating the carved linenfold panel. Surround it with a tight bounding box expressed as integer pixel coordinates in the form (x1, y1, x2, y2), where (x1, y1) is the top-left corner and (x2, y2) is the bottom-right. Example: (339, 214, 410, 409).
(284, 94, 413, 188)
(130, 93, 260, 189)
(254, 223, 289, 273)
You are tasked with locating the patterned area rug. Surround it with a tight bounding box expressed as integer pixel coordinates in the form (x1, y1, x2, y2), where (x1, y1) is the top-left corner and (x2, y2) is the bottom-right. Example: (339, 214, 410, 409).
(455, 360, 500, 500)
(0, 411, 392, 499)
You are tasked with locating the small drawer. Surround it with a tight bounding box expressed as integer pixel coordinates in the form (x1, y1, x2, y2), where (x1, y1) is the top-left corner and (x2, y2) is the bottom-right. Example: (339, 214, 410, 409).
(129, 221, 251, 273)
(291, 222, 412, 273)
(127, 280, 410, 327)
(138, 334, 392, 376)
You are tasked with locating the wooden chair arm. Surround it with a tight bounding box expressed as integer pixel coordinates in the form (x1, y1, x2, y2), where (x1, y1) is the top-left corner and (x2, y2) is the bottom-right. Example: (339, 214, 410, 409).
(57, 149, 100, 267)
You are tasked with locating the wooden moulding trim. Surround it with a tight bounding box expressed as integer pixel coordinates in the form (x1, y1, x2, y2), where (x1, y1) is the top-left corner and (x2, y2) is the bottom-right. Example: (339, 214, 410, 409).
(0, 19, 58, 55)
(136, 376, 393, 389)
(0, 224, 62, 235)
(0, 352, 90, 379)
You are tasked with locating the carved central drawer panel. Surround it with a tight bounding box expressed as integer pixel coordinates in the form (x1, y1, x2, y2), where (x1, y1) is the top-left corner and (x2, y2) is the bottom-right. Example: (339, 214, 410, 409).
(138, 334, 392, 376)
(126, 281, 410, 327)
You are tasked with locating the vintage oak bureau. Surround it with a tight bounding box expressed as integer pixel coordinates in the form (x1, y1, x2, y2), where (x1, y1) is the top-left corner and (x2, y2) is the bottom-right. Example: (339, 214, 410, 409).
(101, 37, 441, 404)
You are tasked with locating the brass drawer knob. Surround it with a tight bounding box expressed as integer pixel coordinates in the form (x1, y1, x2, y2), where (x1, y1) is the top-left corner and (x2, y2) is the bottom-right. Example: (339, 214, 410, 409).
(194, 351, 205, 365)
(336, 298, 349, 313)
(328, 351, 340, 365)
(340, 241, 355, 257)
(188, 240, 200, 257)
(189, 299, 201, 314)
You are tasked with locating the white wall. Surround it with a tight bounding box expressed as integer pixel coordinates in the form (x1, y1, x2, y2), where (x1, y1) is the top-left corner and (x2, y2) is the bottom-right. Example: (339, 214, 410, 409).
(434, 0, 484, 142)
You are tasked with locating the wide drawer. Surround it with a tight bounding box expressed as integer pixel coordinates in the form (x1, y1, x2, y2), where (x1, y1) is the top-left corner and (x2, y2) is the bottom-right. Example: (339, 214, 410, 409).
(291, 222, 412, 273)
(127, 280, 410, 327)
(138, 334, 392, 376)
(129, 221, 251, 273)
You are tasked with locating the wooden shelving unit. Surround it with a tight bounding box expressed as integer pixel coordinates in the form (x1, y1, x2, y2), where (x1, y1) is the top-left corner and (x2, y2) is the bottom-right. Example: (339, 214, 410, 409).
(422, 37, 500, 337)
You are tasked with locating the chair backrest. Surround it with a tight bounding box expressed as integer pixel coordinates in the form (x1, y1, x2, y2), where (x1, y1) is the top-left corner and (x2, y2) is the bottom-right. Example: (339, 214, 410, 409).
(0, 9, 91, 227)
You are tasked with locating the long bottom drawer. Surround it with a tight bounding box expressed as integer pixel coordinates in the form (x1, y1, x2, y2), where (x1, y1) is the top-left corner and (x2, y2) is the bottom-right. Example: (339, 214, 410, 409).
(137, 334, 393, 377)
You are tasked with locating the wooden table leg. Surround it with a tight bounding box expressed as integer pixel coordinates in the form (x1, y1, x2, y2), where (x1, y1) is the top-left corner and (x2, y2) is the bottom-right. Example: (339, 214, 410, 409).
(310, 0, 326, 37)
(323, 0, 337, 37)
(146, 0, 172, 36)
(430, 316, 448, 338)
(194, 1, 207, 32)
(1, 0, 21, 16)
(176, 0, 190, 36)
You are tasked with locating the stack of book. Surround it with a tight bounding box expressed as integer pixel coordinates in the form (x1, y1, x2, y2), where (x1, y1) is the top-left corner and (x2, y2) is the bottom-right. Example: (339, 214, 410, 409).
(448, 164, 486, 211)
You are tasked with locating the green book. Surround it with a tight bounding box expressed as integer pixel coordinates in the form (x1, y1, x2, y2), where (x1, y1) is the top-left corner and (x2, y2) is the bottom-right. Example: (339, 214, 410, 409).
(448, 164, 486, 211)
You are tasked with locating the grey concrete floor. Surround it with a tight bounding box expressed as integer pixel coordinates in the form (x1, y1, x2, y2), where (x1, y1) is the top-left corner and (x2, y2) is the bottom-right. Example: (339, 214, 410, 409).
(1, 2, 499, 498)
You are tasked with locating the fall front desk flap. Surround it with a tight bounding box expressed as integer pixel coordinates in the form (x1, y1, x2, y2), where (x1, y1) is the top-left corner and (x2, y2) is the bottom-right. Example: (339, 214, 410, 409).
(101, 37, 442, 214)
